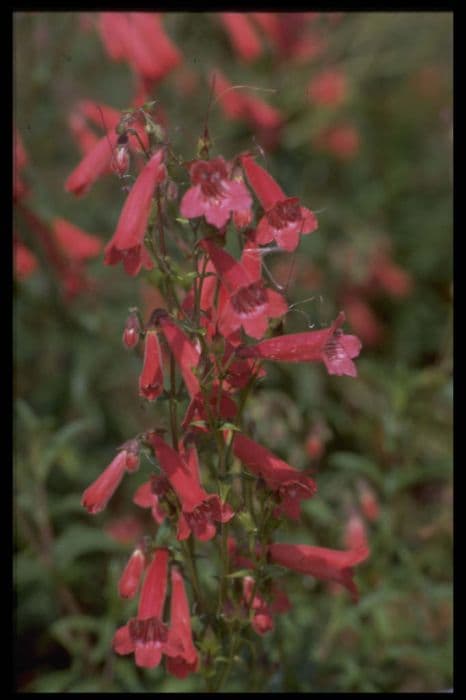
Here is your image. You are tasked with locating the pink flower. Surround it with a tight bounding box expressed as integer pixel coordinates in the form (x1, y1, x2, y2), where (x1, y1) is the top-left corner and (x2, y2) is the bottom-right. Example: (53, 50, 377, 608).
(52, 218, 102, 261)
(113, 548, 172, 668)
(104, 148, 166, 276)
(122, 311, 141, 349)
(118, 548, 146, 599)
(242, 576, 274, 635)
(14, 239, 39, 281)
(241, 154, 318, 251)
(201, 238, 287, 340)
(81, 449, 137, 514)
(343, 512, 369, 552)
(238, 311, 362, 378)
(68, 112, 99, 155)
(308, 69, 348, 107)
(232, 433, 317, 520)
(180, 157, 252, 229)
(148, 434, 234, 542)
(156, 312, 201, 399)
(166, 567, 199, 678)
(133, 475, 168, 525)
(218, 13, 262, 62)
(139, 330, 164, 401)
(268, 542, 369, 602)
(65, 131, 117, 196)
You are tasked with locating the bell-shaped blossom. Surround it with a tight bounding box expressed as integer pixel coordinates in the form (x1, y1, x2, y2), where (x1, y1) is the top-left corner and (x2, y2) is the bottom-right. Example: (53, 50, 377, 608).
(232, 433, 317, 520)
(218, 13, 262, 62)
(139, 330, 164, 401)
(133, 475, 168, 525)
(165, 567, 199, 678)
(148, 433, 234, 542)
(201, 238, 287, 340)
(52, 218, 102, 261)
(118, 548, 146, 599)
(268, 542, 369, 602)
(242, 154, 318, 251)
(113, 548, 173, 668)
(155, 312, 201, 399)
(104, 148, 166, 276)
(65, 131, 118, 196)
(81, 448, 137, 514)
(238, 311, 362, 378)
(180, 157, 252, 230)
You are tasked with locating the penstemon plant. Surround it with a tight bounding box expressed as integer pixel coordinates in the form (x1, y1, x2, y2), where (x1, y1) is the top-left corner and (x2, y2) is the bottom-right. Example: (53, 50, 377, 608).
(76, 100, 368, 691)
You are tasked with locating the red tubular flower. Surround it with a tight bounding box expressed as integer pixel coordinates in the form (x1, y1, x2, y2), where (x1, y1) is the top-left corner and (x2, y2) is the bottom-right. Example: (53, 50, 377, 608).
(77, 99, 121, 132)
(344, 512, 369, 552)
(139, 330, 164, 401)
(113, 548, 172, 668)
(238, 311, 362, 378)
(219, 13, 262, 62)
(81, 449, 136, 514)
(201, 238, 287, 340)
(52, 218, 102, 261)
(118, 547, 146, 599)
(156, 314, 201, 399)
(126, 13, 182, 84)
(68, 112, 99, 155)
(98, 13, 130, 62)
(180, 157, 252, 229)
(166, 566, 199, 678)
(232, 433, 317, 520)
(268, 542, 369, 602)
(122, 311, 141, 349)
(133, 475, 168, 525)
(14, 240, 39, 281)
(343, 294, 384, 347)
(104, 148, 166, 276)
(308, 69, 348, 107)
(148, 434, 234, 542)
(65, 131, 118, 196)
(241, 154, 318, 251)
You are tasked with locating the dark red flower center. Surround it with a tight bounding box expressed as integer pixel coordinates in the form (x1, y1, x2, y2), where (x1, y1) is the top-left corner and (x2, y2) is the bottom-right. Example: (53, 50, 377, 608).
(129, 617, 168, 645)
(323, 330, 346, 363)
(231, 281, 267, 318)
(150, 474, 171, 497)
(191, 159, 229, 198)
(266, 198, 301, 229)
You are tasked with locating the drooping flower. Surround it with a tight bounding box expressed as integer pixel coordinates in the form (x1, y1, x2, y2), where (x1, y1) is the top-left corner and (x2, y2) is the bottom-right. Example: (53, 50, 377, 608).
(180, 157, 252, 230)
(14, 239, 39, 281)
(113, 548, 172, 668)
(155, 312, 201, 399)
(139, 330, 164, 401)
(232, 433, 317, 520)
(104, 148, 166, 276)
(238, 311, 362, 378)
(201, 238, 287, 340)
(218, 13, 262, 62)
(65, 131, 118, 196)
(241, 154, 318, 251)
(148, 433, 234, 542)
(118, 547, 146, 599)
(81, 448, 137, 514)
(166, 566, 199, 678)
(268, 542, 369, 602)
(52, 218, 102, 261)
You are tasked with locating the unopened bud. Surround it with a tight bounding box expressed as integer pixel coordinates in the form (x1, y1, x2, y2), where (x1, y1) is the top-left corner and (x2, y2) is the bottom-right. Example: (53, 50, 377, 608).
(118, 548, 145, 599)
(123, 440, 140, 472)
(123, 312, 141, 349)
(112, 145, 130, 178)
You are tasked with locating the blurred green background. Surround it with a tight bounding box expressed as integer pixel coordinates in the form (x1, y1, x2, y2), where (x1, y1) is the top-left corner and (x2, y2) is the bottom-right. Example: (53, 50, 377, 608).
(14, 12, 452, 693)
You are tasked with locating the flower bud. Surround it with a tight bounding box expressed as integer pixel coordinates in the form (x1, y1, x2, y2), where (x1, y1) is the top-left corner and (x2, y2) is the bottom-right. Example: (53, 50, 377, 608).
(122, 312, 141, 349)
(118, 548, 146, 599)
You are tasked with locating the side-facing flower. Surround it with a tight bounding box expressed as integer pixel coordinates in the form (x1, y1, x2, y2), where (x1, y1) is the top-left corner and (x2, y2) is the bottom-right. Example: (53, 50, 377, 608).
(201, 238, 287, 340)
(268, 542, 369, 602)
(104, 148, 166, 276)
(139, 330, 164, 401)
(218, 13, 262, 62)
(148, 433, 234, 541)
(133, 474, 169, 525)
(81, 448, 138, 514)
(113, 548, 171, 668)
(232, 433, 317, 520)
(118, 547, 146, 599)
(180, 157, 252, 229)
(52, 218, 102, 261)
(238, 311, 362, 377)
(65, 131, 118, 196)
(165, 566, 199, 678)
(241, 154, 318, 251)
(156, 312, 201, 399)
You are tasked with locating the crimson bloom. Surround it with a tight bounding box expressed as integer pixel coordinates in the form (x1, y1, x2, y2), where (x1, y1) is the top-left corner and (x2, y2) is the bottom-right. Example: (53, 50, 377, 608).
(133, 475, 168, 525)
(268, 542, 369, 602)
(104, 148, 166, 276)
(52, 218, 102, 261)
(139, 330, 164, 401)
(166, 567, 199, 679)
(65, 131, 118, 196)
(238, 311, 362, 378)
(218, 13, 262, 62)
(113, 548, 173, 668)
(180, 157, 252, 229)
(148, 433, 234, 542)
(156, 313, 201, 399)
(241, 154, 318, 251)
(118, 547, 146, 599)
(232, 433, 317, 520)
(81, 448, 137, 514)
(201, 238, 287, 340)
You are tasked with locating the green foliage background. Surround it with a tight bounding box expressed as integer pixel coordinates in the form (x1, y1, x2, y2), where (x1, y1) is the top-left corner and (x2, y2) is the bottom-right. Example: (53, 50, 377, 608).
(14, 12, 452, 693)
